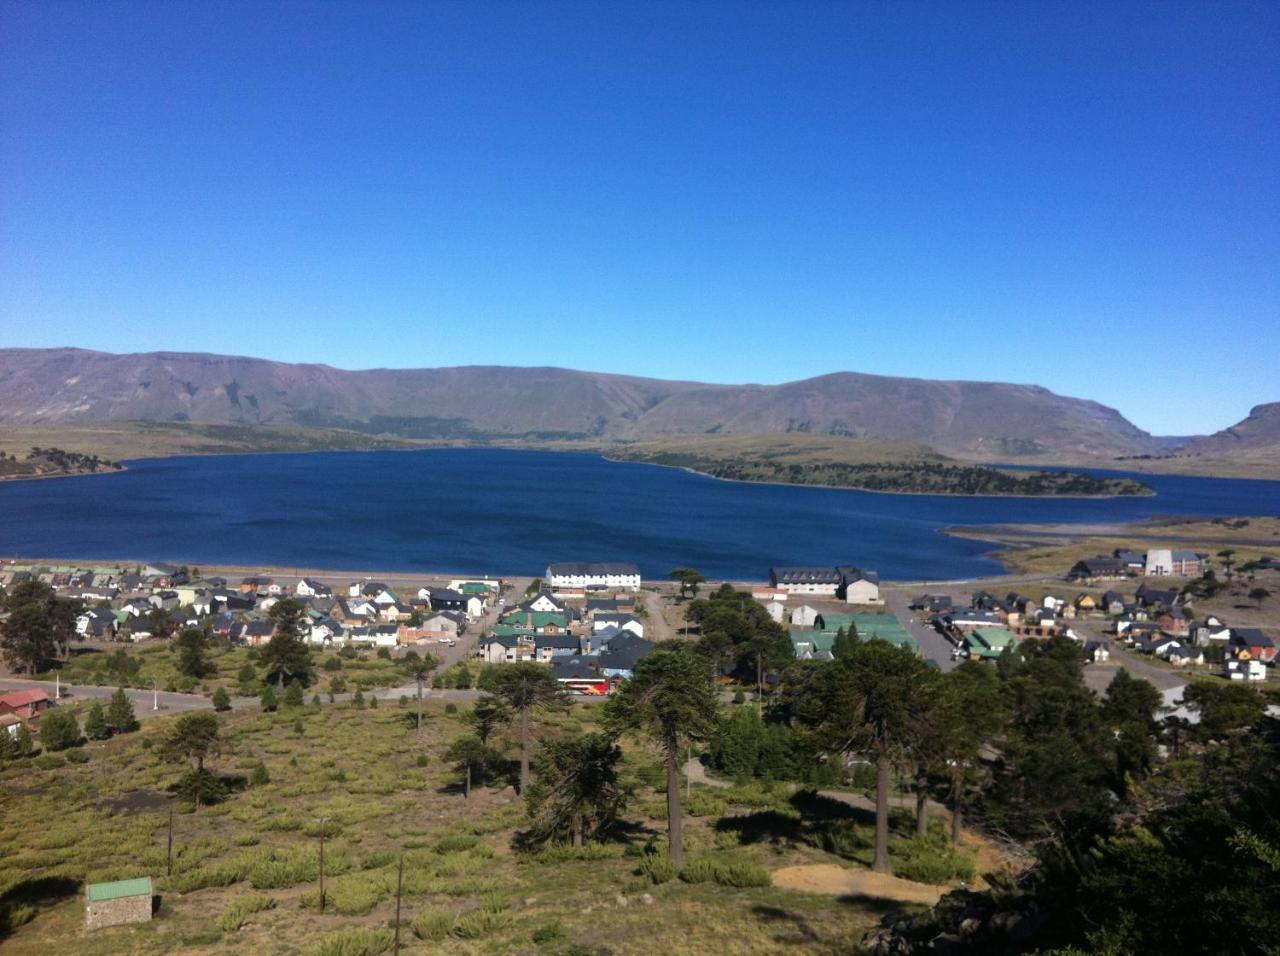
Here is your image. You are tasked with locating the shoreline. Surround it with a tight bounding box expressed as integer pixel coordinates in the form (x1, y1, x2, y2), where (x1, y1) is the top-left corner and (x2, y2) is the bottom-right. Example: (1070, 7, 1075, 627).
(0, 464, 128, 484)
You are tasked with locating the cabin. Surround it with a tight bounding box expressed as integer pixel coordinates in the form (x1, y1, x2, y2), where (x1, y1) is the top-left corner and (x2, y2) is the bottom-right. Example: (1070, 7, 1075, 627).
(85, 877, 153, 930)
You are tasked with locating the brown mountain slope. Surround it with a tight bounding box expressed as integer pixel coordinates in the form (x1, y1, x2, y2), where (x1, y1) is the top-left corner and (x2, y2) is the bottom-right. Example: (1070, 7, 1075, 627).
(1178, 403, 1280, 458)
(0, 347, 1162, 457)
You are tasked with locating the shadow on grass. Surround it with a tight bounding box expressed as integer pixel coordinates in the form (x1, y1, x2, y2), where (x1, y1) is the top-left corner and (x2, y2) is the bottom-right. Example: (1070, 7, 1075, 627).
(0, 876, 81, 939)
(751, 903, 821, 944)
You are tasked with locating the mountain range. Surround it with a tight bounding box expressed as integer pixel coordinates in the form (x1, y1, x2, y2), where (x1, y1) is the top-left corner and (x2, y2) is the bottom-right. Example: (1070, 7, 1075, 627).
(0, 347, 1274, 464)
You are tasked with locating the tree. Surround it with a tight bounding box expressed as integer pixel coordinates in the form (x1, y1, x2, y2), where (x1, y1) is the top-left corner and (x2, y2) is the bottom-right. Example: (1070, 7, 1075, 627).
(486, 663, 567, 795)
(159, 711, 222, 808)
(0, 580, 80, 674)
(832, 622, 860, 660)
(106, 687, 139, 733)
(211, 686, 232, 712)
(1183, 682, 1265, 741)
(283, 679, 305, 708)
(524, 578, 544, 597)
(739, 621, 794, 713)
(1248, 587, 1270, 608)
(173, 627, 213, 678)
(1101, 669, 1162, 795)
(604, 646, 719, 866)
(40, 706, 81, 752)
(469, 696, 511, 745)
(261, 599, 313, 688)
(667, 568, 706, 601)
(795, 640, 934, 872)
(144, 607, 175, 641)
(14, 724, 33, 758)
(260, 684, 278, 712)
(926, 663, 1006, 844)
(404, 654, 440, 737)
(83, 700, 109, 740)
(526, 733, 625, 847)
(444, 734, 502, 798)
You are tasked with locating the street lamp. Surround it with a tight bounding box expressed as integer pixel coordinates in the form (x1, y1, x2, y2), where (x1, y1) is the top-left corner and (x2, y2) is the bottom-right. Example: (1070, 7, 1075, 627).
(153, 681, 159, 711)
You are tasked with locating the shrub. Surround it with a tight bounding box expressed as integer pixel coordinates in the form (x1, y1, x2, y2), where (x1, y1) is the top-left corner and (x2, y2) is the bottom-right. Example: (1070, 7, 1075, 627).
(435, 833, 479, 854)
(212, 687, 232, 711)
(260, 685, 278, 712)
(444, 702, 458, 714)
(679, 856, 771, 888)
(684, 788, 729, 818)
(250, 760, 270, 786)
(413, 908, 456, 940)
(324, 655, 343, 671)
(40, 707, 81, 752)
(301, 876, 382, 915)
(532, 921, 564, 944)
(638, 852, 677, 885)
(891, 835, 977, 885)
(415, 754, 429, 767)
(284, 680, 305, 708)
(64, 747, 90, 764)
(32, 753, 65, 769)
(360, 850, 398, 870)
(217, 893, 275, 931)
(305, 927, 395, 956)
(452, 907, 510, 939)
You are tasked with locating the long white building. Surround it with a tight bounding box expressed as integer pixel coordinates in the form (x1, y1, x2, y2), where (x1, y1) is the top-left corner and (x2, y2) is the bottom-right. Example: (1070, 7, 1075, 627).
(546, 562, 641, 591)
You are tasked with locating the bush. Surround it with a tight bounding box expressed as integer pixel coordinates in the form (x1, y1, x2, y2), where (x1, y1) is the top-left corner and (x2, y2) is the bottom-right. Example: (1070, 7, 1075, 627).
(33, 753, 65, 770)
(413, 908, 456, 941)
(64, 747, 90, 764)
(305, 927, 394, 956)
(445, 703, 457, 715)
(284, 680, 305, 708)
(330, 677, 347, 695)
(301, 875, 382, 915)
(891, 835, 977, 885)
(250, 760, 270, 786)
(452, 907, 510, 939)
(324, 655, 343, 671)
(435, 833, 479, 854)
(217, 893, 275, 931)
(173, 768, 230, 806)
(532, 921, 564, 944)
(212, 686, 232, 711)
(260, 685, 278, 712)
(638, 852, 677, 885)
(679, 856, 771, 888)
(40, 706, 81, 751)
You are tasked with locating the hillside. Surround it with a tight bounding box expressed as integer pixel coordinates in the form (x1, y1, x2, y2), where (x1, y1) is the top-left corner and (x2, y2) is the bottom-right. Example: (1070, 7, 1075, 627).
(1179, 402, 1280, 458)
(0, 348, 1173, 460)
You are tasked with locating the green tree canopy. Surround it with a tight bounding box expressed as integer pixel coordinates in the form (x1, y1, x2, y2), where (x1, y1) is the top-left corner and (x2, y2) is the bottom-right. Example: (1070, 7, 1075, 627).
(486, 663, 566, 795)
(604, 646, 719, 866)
(261, 599, 313, 688)
(173, 626, 213, 679)
(40, 706, 81, 752)
(525, 732, 625, 847)
(0, 580, 80, 675)
(106, 687, 139, 733)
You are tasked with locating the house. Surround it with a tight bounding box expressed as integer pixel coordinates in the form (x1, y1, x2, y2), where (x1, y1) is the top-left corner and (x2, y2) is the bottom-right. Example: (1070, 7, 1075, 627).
(910, 594, 956, 613)
(534, 634, 582, 662)
(481, 634, 532, 664)
(1114, 550, 1147, 573)
(0, 689, 51, 719)
(1190, 617, 1232, 647)
(552, 657, 612, 694)
(1135, 584, 1180, 610)
(295, 578, 333, 598)
(946, 609, 1005, 630)
(1101, 590, 1126, 615)
(1073, 594, 1098, 613)
(751, 586, 789, 603)
(1226, 659, 1267, 682)
(428, 589, 468, 613)
(0, 712, 23, 739)
(1144, 549, 1174, 576)
(1068, 557, 1129, 581)
(85, 877, 153, 930)
(546, 562, 641, 592)
(1230, 628, 1276, 664)
(790, 604, 820, 627)
(521, 592, 570, 615)
(239, 620, 276, 646)
(763, 601, 786, 624)
(592, 613, 643, 638)
(240, 575, 274, 594)
(1171, 550, 1205, 576)
(965, 628, 1017, 661)
(1167, 645, 1205, 667)
(1083, 640, 1110, 663)
(769, 567, 841, 596)
(500, 611, 570, 634)
(76, 608, 119, 638)
(837, 566, 882, 604)
(597, 632, 654, 678)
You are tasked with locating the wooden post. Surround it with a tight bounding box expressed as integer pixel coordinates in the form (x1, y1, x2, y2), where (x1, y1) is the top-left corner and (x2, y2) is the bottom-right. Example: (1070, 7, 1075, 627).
(393, 855, 404, 954)
(166, 807, 174, 876)
(318, 831, 326, 915)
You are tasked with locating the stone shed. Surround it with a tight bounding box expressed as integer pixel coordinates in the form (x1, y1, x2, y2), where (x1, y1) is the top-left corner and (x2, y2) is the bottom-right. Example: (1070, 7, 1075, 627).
(85, 877, 153, 930)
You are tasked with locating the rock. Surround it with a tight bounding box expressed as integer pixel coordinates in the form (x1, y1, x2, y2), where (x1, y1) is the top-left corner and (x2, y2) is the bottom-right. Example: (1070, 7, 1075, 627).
(523, 897, 537, 906)
(959, 917, 982, 937)
(615, 893, 629, 907)
(640, 893, 654, 905)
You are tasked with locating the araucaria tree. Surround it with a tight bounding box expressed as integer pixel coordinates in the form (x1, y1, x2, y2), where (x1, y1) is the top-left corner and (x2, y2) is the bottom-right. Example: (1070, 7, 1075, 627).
(106, 687, 139, 733)
(159, 711, 223, 808)
(604, 646, 718, 867)
(262, 599, 313, 689)
(796, 639, 934, 873)
(526, 733, 624, 848)
(173, 626, 213, 679)
(0, 580, 80, 675)
(486, 663, 566, 795)
(404, 654, 440, 737)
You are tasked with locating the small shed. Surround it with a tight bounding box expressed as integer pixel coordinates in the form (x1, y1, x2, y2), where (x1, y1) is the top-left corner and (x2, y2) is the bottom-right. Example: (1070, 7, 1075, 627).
(86, 877, 153, 930)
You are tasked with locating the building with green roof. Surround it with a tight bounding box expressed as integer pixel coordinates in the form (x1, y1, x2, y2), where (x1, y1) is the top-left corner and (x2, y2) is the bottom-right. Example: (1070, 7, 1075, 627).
(86, 877, 152, 930)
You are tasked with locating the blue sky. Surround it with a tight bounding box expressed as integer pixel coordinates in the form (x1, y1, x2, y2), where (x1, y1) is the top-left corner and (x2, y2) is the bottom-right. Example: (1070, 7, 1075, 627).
(1, 1, 1276, 436)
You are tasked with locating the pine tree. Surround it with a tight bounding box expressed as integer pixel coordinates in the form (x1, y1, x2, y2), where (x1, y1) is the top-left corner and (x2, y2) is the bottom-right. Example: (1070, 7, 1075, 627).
(106, 687, 139, 733)
(283, 680, 304, 708)
(211, 686, 232, 711)
(260, 684, 278, 712)
(84, 700, 109, 740)
(0, 728, 18, 761)
(15, 724, 33, 756)
(250, 760, 270, 786)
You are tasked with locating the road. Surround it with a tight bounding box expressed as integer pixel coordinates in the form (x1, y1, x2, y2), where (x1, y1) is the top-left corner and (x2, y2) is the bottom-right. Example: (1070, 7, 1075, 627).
(881, 586, 960, 672)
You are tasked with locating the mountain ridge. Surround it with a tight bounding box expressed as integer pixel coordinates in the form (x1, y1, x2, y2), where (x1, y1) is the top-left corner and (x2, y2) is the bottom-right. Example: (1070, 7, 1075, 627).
(0, 346, 1236, 461)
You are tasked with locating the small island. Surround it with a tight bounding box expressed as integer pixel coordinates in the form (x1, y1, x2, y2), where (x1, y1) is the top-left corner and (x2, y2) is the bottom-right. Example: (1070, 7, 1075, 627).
(604, 435, 1152, 497)
(0, 446, 124, 480)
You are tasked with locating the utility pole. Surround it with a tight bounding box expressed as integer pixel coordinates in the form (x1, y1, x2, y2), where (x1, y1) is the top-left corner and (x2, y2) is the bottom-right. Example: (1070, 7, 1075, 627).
(167, 807, 174, 876)
(153, 681, 159, 711)
(318, 828, 326, 915)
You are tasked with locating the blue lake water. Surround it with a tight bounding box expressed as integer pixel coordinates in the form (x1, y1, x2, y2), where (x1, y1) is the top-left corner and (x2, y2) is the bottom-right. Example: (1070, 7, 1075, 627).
(0, 449, 1277, 581)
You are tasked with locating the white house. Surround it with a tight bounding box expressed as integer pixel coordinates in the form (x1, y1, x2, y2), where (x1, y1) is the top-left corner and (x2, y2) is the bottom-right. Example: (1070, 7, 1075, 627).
(752, 586, 789, 603)
(839, 568, 882, 605)
(790, 604, 820, 627)
(1145, 549, 1174, 576)
(1226, 659, 1266, 681)
(764, 601, 786, 624)
(593, 614, 643, 638)
(296, 578, 332, 598)
(524, 592, 566, 614)
(546, 562, 641, 592)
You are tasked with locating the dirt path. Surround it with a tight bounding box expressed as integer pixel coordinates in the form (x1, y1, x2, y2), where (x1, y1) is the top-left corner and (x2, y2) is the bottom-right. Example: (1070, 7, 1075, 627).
(771, 863, 944, 905)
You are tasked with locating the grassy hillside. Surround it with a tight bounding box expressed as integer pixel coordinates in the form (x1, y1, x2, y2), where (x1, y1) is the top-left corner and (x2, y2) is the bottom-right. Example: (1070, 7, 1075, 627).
(0, 697, 920, 954)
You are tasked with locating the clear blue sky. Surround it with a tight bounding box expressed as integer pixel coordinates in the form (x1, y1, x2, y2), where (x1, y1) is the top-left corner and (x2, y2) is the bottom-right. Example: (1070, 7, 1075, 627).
(1, 1, 1276, 436)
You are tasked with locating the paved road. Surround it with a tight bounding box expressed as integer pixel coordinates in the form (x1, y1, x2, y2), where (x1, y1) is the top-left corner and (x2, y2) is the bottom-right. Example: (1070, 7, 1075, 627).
(881, 586, 959, 672)
(0, 677, 221, 720)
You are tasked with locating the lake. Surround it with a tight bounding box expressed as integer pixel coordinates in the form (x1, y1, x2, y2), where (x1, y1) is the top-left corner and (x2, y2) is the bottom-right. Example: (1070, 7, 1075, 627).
(0, 449, 1278, 581)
